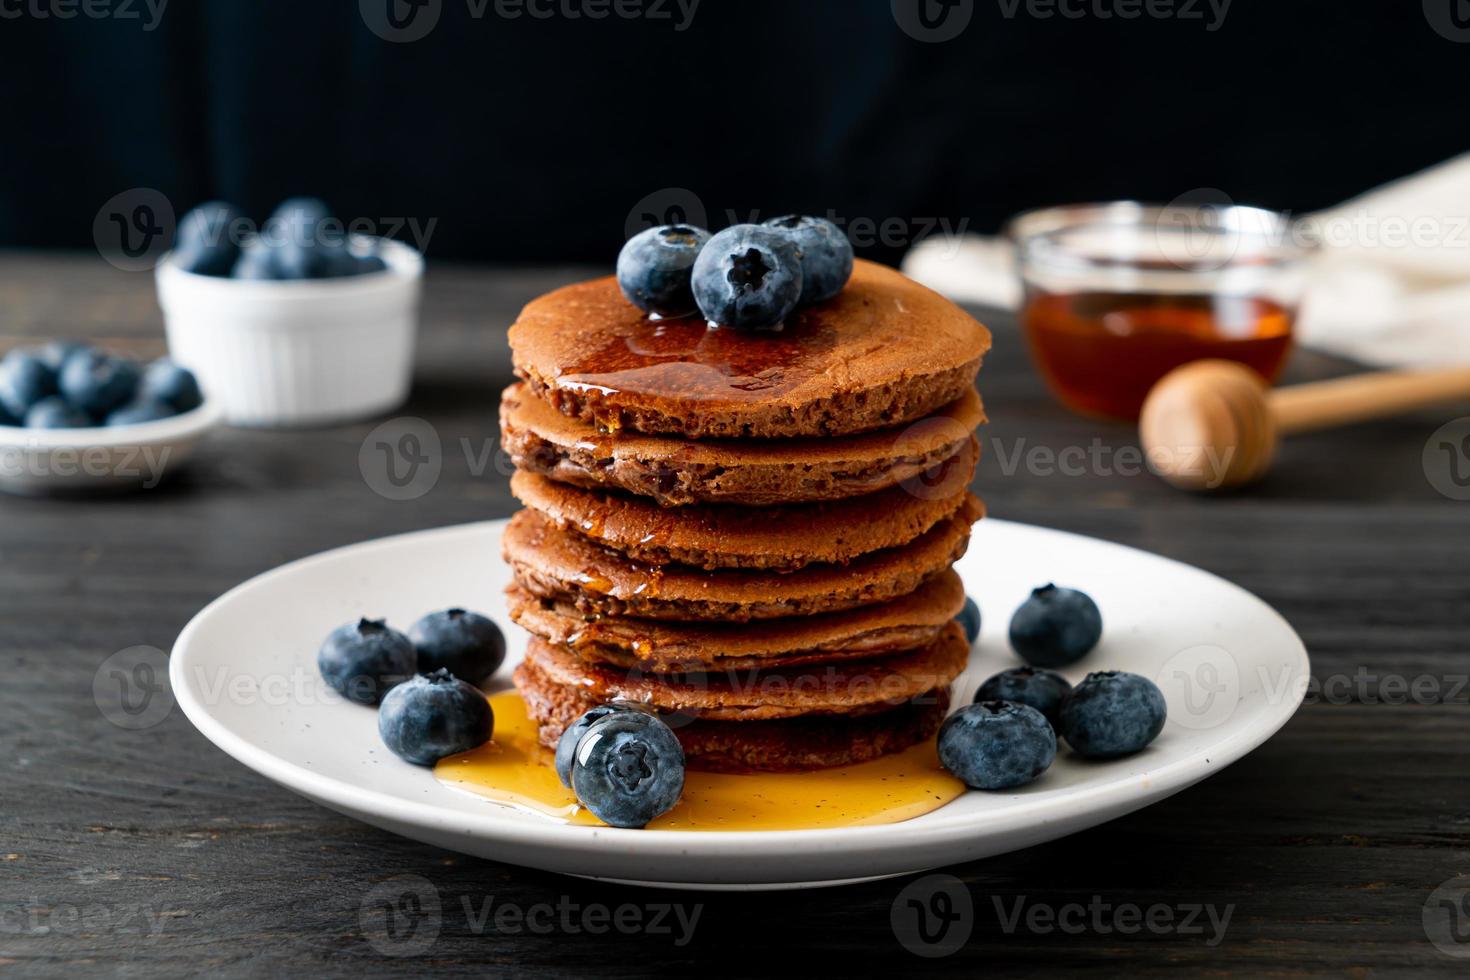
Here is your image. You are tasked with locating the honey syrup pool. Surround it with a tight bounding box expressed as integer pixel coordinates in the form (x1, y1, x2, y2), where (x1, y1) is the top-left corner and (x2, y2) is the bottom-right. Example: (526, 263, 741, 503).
(434, 692, 966, 831)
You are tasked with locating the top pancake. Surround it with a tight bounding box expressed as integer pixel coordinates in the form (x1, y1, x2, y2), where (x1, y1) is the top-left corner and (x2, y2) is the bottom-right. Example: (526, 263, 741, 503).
(509, 259, 991, 439)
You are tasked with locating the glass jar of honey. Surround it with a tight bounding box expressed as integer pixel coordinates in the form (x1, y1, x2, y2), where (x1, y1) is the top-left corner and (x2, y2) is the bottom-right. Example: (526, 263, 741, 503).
(1010, 202, 1313, 421)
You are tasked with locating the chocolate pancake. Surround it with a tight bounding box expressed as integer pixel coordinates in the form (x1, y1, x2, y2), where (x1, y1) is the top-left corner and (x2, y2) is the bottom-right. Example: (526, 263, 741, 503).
(502, 496, 982, 622)
(515, 657, 952, 773)
(506, 569, 966, 672)
(509, 259, 991, 439)
(521, 623, 968, 722)
(509, 440, 976, 571)
(500, 382, 984, 507)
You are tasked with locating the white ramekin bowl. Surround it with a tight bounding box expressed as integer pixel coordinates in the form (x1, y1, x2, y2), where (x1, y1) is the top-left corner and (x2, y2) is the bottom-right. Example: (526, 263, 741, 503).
(155, 239, 422, 427)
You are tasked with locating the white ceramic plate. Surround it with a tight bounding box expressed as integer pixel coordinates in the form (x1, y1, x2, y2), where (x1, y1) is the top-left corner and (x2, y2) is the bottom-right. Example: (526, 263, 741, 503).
(0, 398, 222, 495)
(171, 518, 1308, 890)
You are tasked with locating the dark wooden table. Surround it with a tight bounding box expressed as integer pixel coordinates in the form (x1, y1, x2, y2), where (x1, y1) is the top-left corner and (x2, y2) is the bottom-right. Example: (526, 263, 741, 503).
(3, 251, 1469, 976)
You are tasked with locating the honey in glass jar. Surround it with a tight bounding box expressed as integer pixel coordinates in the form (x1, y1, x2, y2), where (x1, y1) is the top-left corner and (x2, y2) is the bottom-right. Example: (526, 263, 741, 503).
(1011, 203, 1312, 421)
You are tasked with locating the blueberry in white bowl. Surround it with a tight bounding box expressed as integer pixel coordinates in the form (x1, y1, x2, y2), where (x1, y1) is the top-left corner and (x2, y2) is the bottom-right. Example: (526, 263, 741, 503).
(25, 395, 91, 429)
(763, 214, 854, 305)
(691, 224, 804, 330)
(938, 700, 1057, 791)
(106, 398, 177, 426)
(140, 357, 204, 413)
(1058, 671, 1167, 759)
(1009, 583, 1103, 668)
(408, 608, 505, 685)
(0, 347, 59, 420)
(378, 669, 493, 766)
(174, 201, 244, 278)
(974, 666, 1073, 726)
(59, 349, 140, 420)
(568, 708, 685, 829)
(317, 617, 416, 706)
(617, 224, 711, 317)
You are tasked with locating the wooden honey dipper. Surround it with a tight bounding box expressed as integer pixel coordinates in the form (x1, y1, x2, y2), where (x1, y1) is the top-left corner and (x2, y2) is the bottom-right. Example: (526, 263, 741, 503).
(1140, 359, 1470, 490)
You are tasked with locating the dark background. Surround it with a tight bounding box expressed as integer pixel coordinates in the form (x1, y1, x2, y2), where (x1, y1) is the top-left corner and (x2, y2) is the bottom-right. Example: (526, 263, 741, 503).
(3, 0, 1467, 263)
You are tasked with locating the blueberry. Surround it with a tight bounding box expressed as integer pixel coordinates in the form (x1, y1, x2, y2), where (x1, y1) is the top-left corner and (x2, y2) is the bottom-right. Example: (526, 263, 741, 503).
(378, 669, 493, 766)
(140, 358, 203, 412)
(974, 666, 1073, 725)
(763, 215, 854, 305)
(232, 242, 275, 280)
(58, 350, 140, 419)
(40, 341, 89, 373)
(1009, 584, 1102, 668)
(0, 400, 18, 427)
(354, 254, 389, 275)
(408, 608, 506, 685)
(569, 710, 685, 828)
(691, 225, 803, 329)
(956, 595, 981, 645)
(938, 701, 1056, 790)
(174, 201, 244, 277)
(554, 703, 645, 788)
(617, 224, 712, 317)
(264, 198, 340, 279)
(106, 398, 176, 426)
(1058, 671, 1166, 759)
(25, 396, 91, 429)
(317, 617, 417, 705)
(0, 348, 58, 418)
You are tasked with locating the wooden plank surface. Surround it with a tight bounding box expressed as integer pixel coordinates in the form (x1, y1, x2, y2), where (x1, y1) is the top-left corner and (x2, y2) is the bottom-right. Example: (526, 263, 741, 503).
(2, 251, 1469, 976)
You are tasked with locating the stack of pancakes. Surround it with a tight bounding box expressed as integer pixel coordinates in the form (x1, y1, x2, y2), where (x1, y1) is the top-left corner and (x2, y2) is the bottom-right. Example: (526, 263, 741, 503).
(502, 259, 992, 772)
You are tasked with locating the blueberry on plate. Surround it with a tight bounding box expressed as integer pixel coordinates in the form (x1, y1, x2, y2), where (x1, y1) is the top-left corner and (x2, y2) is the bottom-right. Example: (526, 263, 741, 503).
(955, 595, 981, 645)
(230, 241, 274, 280)
(0, 348, 59, 418)
(554, 703, 646, 788)
(938, 700, 1057, 791)
(106, 398, 176, 426)
(378, 669, 493, 766)
(691, 224, 804, 330)
(617, 224, 712, 317)
(317, 617, 417, 705)
(58, 350, 140, 419)
(140, 358, 203, 413)
(25, 396, 91, 429)
(1058, 671, 1167, 759)
(1009, 583, 1103, 668)
(174, 201, 243, 277)
(569, 709, 685, 828)
(408, 608, 505, 685)
(974, 666, 1073, 725)
(763, 215, 854, 305)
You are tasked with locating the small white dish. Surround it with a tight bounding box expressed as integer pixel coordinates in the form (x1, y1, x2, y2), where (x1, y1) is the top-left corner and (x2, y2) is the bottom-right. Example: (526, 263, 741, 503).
(156, 238, 422, 428)
(0, 398, 222, 495)
(171, 517, 1308, 890)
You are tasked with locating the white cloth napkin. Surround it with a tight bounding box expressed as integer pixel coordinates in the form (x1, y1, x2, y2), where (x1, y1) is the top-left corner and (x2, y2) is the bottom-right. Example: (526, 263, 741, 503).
(901, 154, 1470, 369)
